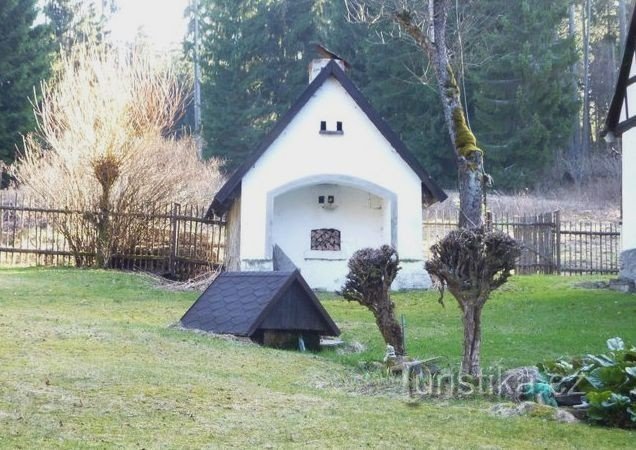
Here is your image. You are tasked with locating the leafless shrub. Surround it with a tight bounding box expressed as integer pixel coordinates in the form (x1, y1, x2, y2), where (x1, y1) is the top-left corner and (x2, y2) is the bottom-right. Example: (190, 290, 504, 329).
(11, 43, 223, 267)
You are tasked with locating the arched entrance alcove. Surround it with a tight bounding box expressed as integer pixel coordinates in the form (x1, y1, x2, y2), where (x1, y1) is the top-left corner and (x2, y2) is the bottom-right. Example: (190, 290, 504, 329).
(266, 175, 397, 290)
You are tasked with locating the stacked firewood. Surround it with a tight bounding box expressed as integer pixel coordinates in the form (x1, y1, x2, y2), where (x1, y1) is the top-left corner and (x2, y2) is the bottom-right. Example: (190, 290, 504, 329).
(311, 228, 341, 251)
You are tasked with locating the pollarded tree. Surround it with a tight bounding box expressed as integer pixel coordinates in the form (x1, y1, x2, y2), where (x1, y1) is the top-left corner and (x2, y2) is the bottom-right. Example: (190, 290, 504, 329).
(348, 0, 520, 377)
(425, 229, 520, 376)
(341, 245, 404, 355)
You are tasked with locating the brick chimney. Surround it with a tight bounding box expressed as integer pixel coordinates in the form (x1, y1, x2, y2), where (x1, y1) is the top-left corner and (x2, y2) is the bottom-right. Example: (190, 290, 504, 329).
(308, 58, 346, 83)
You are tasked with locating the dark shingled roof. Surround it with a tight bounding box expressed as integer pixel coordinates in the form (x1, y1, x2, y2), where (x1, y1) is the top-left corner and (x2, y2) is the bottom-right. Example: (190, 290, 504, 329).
(605, 5, 636, 137)
(180, 270, 340, 337)
(206, 60, 447, 217)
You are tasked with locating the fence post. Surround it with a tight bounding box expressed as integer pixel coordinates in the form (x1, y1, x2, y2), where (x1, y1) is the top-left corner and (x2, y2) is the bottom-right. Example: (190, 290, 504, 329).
(554, 210, 561, 274)
(485, 210, 493, 231)
(169, 203, 181, 277)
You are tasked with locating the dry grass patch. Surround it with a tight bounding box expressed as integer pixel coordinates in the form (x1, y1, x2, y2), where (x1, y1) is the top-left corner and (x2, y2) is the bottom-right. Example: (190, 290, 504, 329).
(427, 185, 620, 222)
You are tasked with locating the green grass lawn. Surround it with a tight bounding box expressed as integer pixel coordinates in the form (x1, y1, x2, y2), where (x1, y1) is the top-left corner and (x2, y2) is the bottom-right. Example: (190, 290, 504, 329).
(0, 268, 634, 448)
(320, 276, 636, 369)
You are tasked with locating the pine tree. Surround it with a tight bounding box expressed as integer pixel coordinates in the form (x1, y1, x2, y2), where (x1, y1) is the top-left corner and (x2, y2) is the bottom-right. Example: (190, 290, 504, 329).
(0, 0, 52, 167)
(320, 1, 454, 184)
(43, 0, 114, 51)
(197, 0, 340, 171)
(354, 31, 454, 185)
(469, 0, 578, 188)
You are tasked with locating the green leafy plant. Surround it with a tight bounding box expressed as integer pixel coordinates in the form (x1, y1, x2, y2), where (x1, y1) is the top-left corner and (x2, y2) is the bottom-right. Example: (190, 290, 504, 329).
(538, 337, 636, 428)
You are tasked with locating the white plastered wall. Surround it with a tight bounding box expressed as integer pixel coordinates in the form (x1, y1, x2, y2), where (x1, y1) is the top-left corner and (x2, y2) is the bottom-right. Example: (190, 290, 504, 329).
(621, 53, 636, 252)
(239, 77, 430, 290)
(622, 129, 636, 252)
(271, 184, 388, 289)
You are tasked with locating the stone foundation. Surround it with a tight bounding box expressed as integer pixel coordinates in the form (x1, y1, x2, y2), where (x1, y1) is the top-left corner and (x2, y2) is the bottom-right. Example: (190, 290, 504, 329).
(619, 248, 636, 282)
(609, 278, 635, 293)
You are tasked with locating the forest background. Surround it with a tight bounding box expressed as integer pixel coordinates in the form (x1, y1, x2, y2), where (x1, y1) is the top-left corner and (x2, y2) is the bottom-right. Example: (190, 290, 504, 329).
(1, 0, 632, 193)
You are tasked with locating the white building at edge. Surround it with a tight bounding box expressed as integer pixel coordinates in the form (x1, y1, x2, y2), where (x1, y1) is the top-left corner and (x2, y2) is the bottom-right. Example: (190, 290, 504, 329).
(604, 5, 636, 284)
(207, 57, 447, 291)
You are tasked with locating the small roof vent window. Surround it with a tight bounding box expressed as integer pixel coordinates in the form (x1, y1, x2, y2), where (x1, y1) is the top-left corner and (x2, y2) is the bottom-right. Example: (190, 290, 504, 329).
(319, 120, 344, 135)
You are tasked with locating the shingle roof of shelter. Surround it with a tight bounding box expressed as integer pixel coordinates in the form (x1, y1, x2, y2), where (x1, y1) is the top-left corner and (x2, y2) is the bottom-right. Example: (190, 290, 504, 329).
(180, 270, 340, 337)
(206, 60, 447, 217)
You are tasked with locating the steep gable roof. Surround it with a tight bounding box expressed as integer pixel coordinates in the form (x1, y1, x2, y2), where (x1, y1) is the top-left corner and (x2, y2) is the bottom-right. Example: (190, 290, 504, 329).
(179, 270, 340, 337)
(207, 60, 447, 217)
(605, 6, 636, 137)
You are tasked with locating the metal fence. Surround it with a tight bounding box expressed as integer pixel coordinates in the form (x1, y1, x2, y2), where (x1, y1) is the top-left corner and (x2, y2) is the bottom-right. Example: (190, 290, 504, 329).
(0, 194, 225, 280)
(423, 210, 621, 275)
(0, 193, 621, 278)
(559, 220, 621, 274)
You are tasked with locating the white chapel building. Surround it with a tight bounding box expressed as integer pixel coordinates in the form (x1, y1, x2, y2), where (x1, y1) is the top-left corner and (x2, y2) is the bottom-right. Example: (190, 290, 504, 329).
(207, 55, 447, 291)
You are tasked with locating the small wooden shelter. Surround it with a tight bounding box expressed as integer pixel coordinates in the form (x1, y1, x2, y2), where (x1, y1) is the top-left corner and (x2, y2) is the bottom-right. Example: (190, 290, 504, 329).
(180, 270, 340, 350)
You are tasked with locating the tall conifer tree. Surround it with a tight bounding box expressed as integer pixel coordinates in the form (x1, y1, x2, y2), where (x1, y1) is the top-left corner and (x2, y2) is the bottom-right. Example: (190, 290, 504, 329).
(0, 0, 51, 166)
(468, 0, 578, 188)
(197, 0, 329, 171)
(194, 0, 585, 188)
(44, 0, 114, 51)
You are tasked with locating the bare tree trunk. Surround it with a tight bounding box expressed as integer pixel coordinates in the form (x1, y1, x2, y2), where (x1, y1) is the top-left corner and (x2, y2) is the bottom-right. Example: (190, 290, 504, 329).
(395, 0, 483, 228)
(392, 0, 485, 375)
(619, 0, 627, 47)
(373, 295, 404, 355)
(582, 0, 591, 158)
(225, 198, 241, 271)
(95, 184, 111, 268)
(460, 301, 483, 378)
(457, 159, 484, 229)
(567, 3, 581, 172)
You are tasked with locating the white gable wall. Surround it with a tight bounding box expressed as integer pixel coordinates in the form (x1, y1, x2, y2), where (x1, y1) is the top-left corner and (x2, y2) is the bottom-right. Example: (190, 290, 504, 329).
(622, 131, 636, 252)
(621, 55, 636, 252)
(617, 52, 636, 281)
(622, 129, 636, 251)
(239, 77, 428, 289)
